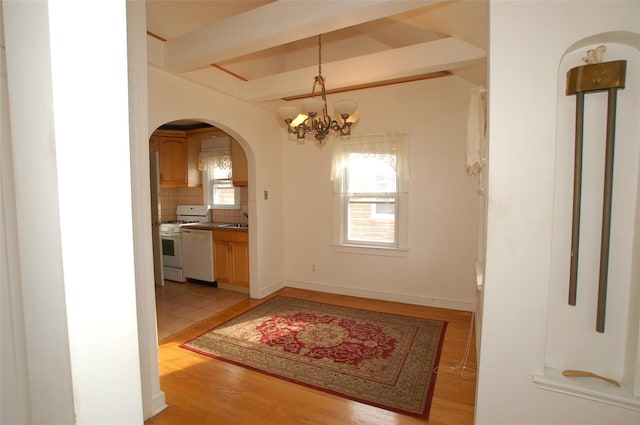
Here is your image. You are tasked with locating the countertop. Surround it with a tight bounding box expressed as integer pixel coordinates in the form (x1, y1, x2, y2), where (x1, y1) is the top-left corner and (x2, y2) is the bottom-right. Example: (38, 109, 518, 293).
(181, 222, 248, 232)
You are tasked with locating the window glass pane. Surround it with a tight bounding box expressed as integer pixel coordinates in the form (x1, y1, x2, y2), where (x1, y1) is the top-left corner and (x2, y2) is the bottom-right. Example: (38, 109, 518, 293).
(347, 154, 396, 193)
(212, 162, 232, 180)
(213, 180, 237, 207)
(347, 196, 396, 244)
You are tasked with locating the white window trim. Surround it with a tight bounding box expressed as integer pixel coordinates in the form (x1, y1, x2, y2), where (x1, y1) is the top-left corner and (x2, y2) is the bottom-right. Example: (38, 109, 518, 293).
(331, 132, 409, 253)
(343, 191, 399, 248)
(200, 148, 240, 209)
(211, 179, 240, 210)
(333, 243, 409, 257)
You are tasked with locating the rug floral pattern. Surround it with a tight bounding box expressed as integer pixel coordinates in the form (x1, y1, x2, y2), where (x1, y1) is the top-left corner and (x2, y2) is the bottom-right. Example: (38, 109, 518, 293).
(181, 296, 446, 418)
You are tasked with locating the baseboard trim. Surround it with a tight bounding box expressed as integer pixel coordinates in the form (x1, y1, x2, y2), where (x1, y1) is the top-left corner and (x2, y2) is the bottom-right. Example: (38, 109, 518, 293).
(150, 391, 167, 418)
(217, 282, 249, 294)
(256, 280, 285, 299)
(282, 280, 475, 312)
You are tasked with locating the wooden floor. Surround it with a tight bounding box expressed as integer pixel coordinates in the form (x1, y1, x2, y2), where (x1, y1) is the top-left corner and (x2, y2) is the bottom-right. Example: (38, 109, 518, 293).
(145, 288, 477, 425)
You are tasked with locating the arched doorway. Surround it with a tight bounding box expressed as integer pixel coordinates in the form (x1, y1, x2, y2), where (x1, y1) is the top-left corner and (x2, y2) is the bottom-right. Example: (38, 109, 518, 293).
(149, 119, 251, 340)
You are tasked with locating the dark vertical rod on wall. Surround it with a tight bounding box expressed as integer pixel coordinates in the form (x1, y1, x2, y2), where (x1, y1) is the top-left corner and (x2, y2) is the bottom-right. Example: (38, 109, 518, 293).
(596, 88, 618, 333)
(568, 92, 585, 306)
(565, 59, 626, 333)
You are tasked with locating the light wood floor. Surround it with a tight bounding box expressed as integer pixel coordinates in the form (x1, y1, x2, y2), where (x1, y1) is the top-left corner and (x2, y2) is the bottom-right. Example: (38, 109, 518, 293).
(146, 287, 477, 425)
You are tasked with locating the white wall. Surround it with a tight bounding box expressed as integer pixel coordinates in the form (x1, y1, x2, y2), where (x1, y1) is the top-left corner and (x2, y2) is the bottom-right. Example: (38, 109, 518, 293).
(126, 0, 167, 419)
(2, 1, 144, 423)
(1, 3, 40, 423)
(282, 76, 481, 310)
(476, 1, 640, 424)
(147, 68, 285, 299)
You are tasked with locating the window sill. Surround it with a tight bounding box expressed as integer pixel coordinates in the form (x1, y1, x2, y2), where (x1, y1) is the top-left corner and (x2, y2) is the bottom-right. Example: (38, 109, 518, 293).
(533, 367, 640, 412)
(333, 244, 409, 257)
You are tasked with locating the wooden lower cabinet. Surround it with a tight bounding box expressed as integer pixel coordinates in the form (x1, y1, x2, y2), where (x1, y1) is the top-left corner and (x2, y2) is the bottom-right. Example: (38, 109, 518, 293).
(213, 230, 249, 287)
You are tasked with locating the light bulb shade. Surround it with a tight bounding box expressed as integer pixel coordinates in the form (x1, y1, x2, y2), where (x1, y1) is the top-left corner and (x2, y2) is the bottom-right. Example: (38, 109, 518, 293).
(277, 105, 300, 121)
(301, 98, 325, 115)
(345, 110, 359, 124)
(334, 99, 357, 116)
(291, 113, 307, 127)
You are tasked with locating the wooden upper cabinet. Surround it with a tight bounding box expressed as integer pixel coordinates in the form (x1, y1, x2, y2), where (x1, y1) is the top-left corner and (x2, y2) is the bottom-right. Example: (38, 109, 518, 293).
(150, 129, 203, 188)
(150, 127, 241, 188)
(149, 137, 159, 153)
(157, 135, 187, 187)
(230, 138, 248, 187)
(186, 135, 202, 187)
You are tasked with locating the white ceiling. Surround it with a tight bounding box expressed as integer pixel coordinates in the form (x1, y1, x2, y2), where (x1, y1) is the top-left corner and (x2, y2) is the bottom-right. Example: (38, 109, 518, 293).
(146, 0, 487, 108)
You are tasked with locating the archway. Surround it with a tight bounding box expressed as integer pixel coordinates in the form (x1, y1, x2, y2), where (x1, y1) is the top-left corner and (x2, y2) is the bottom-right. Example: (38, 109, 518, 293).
(148, 119, 253, 339)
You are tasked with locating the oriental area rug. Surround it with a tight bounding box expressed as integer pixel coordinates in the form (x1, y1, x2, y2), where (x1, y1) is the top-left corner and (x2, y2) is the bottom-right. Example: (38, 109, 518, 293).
(181, 296, 447, 419)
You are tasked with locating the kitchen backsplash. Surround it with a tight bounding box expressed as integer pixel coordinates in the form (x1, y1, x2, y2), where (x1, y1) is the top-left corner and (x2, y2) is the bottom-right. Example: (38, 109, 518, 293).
(160, 186, 248, 224)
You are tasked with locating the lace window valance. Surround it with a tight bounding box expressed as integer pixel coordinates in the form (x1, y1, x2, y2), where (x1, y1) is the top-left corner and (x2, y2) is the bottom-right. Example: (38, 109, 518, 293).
(330, 132, 410, 183)
(199, 149, 232, 179)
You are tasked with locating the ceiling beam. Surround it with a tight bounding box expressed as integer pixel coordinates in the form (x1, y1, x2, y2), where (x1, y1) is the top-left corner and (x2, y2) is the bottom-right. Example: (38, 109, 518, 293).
(238, 37, 486, 102)
(163, 0, 445, 72)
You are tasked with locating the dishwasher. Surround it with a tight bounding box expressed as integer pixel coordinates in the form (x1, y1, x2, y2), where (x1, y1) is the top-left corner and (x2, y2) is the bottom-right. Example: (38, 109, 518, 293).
(181, 228, 215, 283)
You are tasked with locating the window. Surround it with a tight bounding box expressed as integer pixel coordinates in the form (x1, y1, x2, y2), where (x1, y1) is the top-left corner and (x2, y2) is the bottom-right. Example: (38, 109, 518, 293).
(200, 149, 240, 209)
(332, 133, 409, 250)
(345, 155, 397, 245)
(212, 179, 239, 208)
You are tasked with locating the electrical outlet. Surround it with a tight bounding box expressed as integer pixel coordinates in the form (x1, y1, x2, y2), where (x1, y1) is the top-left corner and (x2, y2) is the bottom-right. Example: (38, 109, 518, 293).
(264, 190, 268, 200)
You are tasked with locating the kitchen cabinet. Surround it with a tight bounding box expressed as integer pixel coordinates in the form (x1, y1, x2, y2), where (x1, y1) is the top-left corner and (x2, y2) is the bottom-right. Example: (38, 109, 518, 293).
(230, 138, 248, 187)
(158, 136, 187, 187)
(186, 135, 202, 187)
(150, 130, 202, 188)
(150, 131, 187, 187)
(213, 230, 249, 287)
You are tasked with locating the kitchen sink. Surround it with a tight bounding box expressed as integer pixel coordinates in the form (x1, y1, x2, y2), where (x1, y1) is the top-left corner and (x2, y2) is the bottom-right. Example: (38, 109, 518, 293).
(220, 223, 248, 229)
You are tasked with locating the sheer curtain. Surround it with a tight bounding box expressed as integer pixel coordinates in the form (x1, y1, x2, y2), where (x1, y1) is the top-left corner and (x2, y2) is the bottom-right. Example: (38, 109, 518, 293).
(199, 148, 231, 178)
(331, 132, 410, 189)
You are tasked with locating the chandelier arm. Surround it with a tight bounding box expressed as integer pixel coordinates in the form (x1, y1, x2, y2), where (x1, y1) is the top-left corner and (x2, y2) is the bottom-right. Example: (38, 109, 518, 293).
(329, 119, 353, 136)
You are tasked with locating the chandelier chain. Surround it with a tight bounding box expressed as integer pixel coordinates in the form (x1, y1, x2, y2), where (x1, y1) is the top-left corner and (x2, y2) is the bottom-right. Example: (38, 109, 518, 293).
(318, 34, 322, 77)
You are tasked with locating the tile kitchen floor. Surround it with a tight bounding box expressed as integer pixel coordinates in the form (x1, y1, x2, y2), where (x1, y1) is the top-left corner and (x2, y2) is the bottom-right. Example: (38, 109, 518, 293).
(155, 280, 249, 341)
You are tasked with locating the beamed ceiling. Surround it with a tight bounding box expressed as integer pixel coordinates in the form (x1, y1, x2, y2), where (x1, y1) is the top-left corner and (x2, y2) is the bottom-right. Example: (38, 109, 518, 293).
(146, 0, 487, 111)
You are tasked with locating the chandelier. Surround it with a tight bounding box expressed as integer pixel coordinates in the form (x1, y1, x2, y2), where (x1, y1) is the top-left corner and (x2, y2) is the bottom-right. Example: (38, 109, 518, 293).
(277, 35, 358, 144)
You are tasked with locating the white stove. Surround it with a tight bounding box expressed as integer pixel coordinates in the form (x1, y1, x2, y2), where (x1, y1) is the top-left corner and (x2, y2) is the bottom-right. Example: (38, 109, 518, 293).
(160, 205, 211, 282)
(161, 205, 211, 228)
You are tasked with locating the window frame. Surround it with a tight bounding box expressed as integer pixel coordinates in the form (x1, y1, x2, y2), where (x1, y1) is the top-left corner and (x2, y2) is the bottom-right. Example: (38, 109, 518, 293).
(211, 179, 240, 210)
(200, 148, 241, 210)
(343, 193, 399, 249)
(335, 154, 406, 251)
